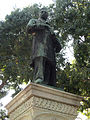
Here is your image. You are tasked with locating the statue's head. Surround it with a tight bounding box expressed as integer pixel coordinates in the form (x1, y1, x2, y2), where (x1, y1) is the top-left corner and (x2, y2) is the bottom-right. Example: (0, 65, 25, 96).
(39, 8, 48, 21)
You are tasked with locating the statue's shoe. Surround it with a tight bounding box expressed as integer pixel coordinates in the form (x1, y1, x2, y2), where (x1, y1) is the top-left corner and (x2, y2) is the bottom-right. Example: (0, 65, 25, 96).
(35, 79, 43, 84)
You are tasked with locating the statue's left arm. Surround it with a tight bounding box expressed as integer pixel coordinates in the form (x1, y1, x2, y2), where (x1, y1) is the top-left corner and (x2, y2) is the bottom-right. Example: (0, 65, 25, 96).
(52, 33, 62, 53)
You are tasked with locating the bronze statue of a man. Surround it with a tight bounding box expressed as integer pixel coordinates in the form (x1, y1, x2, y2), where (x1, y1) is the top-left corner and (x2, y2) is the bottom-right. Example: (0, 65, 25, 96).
(26, 8, 61, 86)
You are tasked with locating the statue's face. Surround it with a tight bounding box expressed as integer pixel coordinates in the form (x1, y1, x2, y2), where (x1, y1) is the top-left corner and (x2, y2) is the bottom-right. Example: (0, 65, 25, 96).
(40, 10, 48, 20)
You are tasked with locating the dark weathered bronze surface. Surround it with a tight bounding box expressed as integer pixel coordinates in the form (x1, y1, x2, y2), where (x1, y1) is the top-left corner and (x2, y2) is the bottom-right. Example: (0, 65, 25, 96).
(26, 9, 61, 87)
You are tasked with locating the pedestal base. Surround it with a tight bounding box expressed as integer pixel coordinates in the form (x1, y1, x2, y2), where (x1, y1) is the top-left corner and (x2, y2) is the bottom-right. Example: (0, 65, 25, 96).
(6, 83, 82, 120)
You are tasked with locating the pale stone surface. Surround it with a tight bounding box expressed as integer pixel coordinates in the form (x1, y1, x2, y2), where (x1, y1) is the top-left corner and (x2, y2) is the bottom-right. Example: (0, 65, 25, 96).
(6, 83, 83, 120)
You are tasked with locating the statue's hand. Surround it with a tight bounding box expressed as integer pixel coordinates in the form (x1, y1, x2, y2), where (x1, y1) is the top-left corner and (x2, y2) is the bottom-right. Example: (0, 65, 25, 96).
(28, 19, 37, 26)
(26, 19, 38, 33)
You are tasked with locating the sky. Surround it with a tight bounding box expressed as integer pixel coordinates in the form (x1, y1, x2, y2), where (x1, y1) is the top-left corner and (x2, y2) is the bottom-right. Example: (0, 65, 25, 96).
(0, 0, 53, 20)
(0, 0, 88, 120)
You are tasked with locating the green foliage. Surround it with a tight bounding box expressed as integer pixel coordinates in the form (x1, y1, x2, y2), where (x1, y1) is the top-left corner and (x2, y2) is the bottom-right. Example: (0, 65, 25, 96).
(0, 103, 9, 120)
(0, 4, 41, 94)
(54, 0, 90, 117)
(0, 110, 9, 120)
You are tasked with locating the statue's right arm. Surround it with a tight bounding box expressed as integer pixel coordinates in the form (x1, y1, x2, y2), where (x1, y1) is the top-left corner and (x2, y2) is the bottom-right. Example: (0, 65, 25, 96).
(26, 19, 51, 34)
(26, 19, 37, 34)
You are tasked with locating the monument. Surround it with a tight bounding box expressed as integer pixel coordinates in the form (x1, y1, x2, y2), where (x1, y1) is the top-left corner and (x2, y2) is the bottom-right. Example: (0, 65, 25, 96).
(5, 9, 83, 120)
(26, 8, 61, 86)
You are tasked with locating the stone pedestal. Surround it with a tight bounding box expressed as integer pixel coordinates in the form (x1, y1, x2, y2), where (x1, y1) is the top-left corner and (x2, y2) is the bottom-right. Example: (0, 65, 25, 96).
(6, 83, 82, 120)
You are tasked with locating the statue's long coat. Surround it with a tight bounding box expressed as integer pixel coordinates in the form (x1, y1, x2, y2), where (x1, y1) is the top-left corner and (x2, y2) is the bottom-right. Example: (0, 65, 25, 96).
(27, 18, 61, 66)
